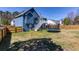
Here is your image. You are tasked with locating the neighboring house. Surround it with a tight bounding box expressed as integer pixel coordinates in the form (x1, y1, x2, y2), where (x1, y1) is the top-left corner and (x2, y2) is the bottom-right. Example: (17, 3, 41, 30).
(11, 8, 46, 31)
(49, 20, 62, 25)
(54, 20, 63, 25)
(47, 20, 56, 25)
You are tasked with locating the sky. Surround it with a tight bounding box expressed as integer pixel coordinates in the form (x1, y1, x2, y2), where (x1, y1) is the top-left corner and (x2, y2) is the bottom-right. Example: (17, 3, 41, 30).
(0, 7, 78, 20)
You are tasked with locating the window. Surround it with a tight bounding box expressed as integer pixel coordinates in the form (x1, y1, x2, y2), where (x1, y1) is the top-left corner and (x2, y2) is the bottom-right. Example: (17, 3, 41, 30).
(27, 13, 33, 19)
(34, 18, 39, 24)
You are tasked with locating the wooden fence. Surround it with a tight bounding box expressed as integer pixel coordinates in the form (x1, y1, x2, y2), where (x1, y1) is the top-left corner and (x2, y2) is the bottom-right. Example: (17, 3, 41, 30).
(16, 27, 23, 32)
(60, 25, 79, 30)
(6, 26, 23, 33)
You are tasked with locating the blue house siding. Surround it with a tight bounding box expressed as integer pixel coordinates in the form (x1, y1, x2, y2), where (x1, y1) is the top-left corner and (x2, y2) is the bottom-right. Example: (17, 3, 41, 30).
(11, 8, 40, 31)
(13, 16, 23, 27)
(32, 11, 39, 18)
(25, 10, 39, 24)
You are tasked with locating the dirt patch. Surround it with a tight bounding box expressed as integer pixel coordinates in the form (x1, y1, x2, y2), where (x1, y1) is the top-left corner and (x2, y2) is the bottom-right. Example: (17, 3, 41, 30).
(9, 30, 79, 51)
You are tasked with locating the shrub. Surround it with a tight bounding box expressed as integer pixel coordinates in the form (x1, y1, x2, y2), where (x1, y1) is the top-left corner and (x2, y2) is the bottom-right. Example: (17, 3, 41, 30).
(63, 18, 71, 25)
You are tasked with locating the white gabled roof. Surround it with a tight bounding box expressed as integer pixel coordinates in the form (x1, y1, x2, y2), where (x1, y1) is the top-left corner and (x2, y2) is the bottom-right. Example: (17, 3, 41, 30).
(46, 20, 56, 25)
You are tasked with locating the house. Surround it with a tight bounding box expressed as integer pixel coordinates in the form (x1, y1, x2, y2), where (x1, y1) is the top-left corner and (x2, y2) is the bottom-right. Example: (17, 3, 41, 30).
(51, 20, 63, 25)
(47, 20, 56, 25)
(11, 8, 47, 31)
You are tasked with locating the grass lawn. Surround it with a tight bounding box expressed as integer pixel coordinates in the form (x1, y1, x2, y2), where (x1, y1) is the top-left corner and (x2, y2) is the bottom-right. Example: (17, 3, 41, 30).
(11, 29, 79, 51)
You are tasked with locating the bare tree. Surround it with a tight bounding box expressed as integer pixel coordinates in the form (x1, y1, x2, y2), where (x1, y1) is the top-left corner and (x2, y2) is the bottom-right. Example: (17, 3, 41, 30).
(67, 12, 76, 25)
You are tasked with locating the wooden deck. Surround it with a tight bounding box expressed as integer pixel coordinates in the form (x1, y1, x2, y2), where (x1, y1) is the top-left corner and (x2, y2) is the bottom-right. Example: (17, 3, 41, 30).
(0, 26, 23, 43)
(0, 27, 6, 42)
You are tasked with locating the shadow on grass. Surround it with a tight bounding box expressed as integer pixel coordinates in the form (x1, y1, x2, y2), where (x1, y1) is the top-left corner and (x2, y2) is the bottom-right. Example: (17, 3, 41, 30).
(48, 31, 61, 33)
(0, 32, 12, 51)
(7, 38, 63, 51)
(47, 28, 61, 33)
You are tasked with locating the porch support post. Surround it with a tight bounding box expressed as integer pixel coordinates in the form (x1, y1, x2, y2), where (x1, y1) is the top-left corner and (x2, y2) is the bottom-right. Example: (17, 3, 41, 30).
(23, 14, 25, 31)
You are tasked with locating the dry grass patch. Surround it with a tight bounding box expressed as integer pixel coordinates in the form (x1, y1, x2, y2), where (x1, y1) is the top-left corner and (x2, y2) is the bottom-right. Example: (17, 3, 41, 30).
(11, 30, 79, 51)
